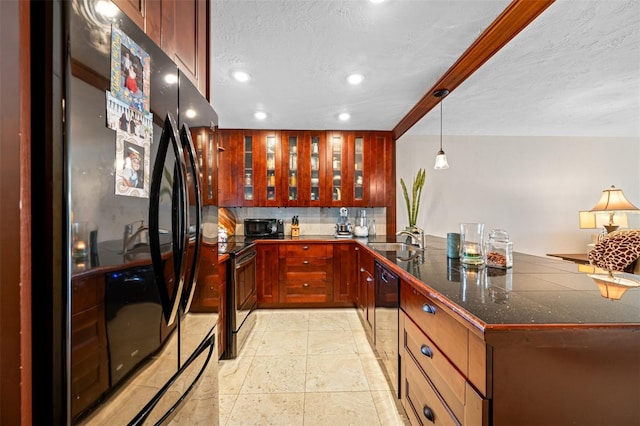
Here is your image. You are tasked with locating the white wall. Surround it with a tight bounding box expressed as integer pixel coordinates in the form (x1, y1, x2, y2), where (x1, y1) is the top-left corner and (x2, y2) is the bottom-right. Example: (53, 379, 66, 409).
(396, 135, 640, 256)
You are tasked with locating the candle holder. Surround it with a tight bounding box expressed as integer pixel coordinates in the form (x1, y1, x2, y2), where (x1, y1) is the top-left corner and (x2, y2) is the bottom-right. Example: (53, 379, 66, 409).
(72, 221, 89, 260)
(460, 223, 485, 265)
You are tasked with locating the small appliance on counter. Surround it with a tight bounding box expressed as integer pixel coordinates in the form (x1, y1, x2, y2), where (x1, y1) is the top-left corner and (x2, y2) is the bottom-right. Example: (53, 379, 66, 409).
(291, 216, 300, 237)
(353, 209, 369, 238)
(335, 207, 353, 238)
(244, 218, 284, 239)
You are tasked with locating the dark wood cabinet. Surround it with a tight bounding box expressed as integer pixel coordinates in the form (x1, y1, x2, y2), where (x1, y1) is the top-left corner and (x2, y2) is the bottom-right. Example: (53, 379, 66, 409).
(333, 242, 358, 304)
(113, 0, 209, 98)
(217, 129, 393, 208)
(278, 243, 334, 304)
(71, 274, 109, 419)
(256, 243, 280, 306)
(357, 247, 375, 340)
(190, 126, 218, 206)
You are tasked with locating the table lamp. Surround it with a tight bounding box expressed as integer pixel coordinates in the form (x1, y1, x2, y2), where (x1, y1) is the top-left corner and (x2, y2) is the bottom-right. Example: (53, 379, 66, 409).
(582, 185, 638, 234)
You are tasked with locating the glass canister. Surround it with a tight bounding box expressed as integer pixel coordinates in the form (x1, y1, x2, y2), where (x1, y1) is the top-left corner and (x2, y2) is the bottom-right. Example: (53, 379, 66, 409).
(460, 223, 485, 265)
(485, 229, 513, 269)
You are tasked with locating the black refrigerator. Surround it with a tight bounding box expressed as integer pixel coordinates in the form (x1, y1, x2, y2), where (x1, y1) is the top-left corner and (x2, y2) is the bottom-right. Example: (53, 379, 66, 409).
(31, 1, 219, 424)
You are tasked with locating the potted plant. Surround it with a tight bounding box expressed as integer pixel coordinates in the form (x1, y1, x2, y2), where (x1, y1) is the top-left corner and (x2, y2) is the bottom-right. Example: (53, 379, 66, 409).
(400, 168, 426, 231)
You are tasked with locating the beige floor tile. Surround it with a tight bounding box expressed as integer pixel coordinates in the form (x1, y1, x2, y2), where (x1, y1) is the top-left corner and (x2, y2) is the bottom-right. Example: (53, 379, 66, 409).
(371, 390, 410, 426)
(240, 355, 307, 394)
(255, 330, 309, 355)
(303, 391, 381, 426)
(359, 353, 390, 391)
(219, 357, 253, 395)
(306, 354, 369, 392)
(308, 309, 353, 330)
(226, 393, 305, 426)
(307, 330, 358, 355)
(218, 394, 237, 426)
(265, 309, 310, 331)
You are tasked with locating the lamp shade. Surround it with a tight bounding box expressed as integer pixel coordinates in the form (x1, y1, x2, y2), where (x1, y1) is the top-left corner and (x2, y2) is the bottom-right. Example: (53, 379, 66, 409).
(590, 186, 639, 212)
(434, 150, 449, 170)
(579, 211, 596, 229)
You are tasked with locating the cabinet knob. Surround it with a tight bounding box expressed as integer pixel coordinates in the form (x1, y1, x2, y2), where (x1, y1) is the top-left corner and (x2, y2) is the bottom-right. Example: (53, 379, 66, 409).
(423, 406, 435, 422)
(422, 303, 436, 314)
(360, 268, 365, 272)
(303, 260, 309, 265)
(303, 246, 309, 250)
(420, 344, 433, 358)
(366, 277, 374, 283)
(303, 283, 309, 287)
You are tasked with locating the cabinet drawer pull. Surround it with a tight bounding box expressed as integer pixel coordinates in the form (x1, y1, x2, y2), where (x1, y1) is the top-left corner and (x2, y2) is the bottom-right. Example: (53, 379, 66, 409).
(303, 260, 309, 264)
(303, 246, 309, 250)
(355, 247, 359, 251)
(302, 283, 309, 287)
(360, 267, 365, 272)
(423, 405, 435, 422)
(420, 344, 433, 358)
(422, 303, 436, 314)
(366, 277, 374, 282)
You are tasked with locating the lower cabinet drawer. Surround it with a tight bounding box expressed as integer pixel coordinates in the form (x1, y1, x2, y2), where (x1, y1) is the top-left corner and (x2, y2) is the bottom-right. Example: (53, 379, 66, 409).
(279, 257, 332, 281)
(404, 313, 466, 421)
(401, 281, 468, 373)
(403, 354, 458, 426)
(279, 279, 333, 303)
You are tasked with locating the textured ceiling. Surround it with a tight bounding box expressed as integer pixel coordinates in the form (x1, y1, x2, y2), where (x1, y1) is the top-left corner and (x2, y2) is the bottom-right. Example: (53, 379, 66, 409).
(210, 0, 640, 138)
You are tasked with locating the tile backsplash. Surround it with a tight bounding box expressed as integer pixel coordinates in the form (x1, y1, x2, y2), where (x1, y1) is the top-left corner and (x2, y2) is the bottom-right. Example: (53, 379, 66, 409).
(228, 207, 387, 236)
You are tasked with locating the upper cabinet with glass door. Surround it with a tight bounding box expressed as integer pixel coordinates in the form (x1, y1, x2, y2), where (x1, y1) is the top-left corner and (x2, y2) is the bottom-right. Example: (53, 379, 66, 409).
(350, 132, 369, 207)
(263, 131, 280, 206)
(243, 132, 255, 204)
(308, 131, 326, 207)
(324, 131, 349, 206)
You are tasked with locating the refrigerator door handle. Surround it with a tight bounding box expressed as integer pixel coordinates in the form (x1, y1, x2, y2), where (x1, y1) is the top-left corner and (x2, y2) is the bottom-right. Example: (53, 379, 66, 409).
(179, 123, 203, 313)
(149, 113, 189, 326)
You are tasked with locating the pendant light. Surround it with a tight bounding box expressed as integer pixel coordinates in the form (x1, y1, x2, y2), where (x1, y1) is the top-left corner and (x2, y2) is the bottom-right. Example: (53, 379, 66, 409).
(433, 89, 450, 170)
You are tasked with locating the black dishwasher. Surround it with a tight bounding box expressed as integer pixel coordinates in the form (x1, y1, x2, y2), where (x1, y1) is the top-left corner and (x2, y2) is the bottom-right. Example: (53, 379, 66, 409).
(374, 260, 400, 398)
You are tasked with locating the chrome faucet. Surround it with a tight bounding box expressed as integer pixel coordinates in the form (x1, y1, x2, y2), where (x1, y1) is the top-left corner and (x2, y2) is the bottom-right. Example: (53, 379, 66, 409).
(396, 226, 425, 249)
(122, 221, 148, 254)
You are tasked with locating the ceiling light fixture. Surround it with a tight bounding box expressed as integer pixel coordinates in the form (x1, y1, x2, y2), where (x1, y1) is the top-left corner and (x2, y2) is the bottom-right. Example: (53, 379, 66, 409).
(433, 89, 450, 170)
(339, 112, 351, 121)
(254, 111, 267, 120)
(232, 71, 251, 82)
(347, 73, 365, 85)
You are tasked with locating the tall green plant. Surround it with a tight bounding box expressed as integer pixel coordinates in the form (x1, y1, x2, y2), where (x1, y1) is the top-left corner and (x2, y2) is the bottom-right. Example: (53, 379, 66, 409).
(400, 168, 426, 228)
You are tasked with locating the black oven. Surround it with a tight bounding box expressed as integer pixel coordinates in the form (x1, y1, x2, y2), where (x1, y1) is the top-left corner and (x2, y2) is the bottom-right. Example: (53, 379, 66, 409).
(244, 218, 284, 238)
(224, 242, 257, 358)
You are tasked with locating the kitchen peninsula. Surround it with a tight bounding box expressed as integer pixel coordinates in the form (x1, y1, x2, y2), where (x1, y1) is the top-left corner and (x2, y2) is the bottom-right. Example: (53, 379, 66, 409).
(240, 234, 640, 425)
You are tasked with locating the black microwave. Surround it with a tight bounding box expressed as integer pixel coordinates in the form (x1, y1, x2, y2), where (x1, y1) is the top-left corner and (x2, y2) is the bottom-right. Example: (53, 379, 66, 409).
(244, 218, 284, 238)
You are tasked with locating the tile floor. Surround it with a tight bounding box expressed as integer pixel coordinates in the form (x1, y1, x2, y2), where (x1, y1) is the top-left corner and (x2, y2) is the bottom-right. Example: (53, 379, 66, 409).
(218, 308, 410, 426)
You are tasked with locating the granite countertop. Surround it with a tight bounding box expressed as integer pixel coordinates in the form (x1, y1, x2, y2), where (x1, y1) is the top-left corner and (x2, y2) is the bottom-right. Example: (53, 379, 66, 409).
(372, 236, 640, 329)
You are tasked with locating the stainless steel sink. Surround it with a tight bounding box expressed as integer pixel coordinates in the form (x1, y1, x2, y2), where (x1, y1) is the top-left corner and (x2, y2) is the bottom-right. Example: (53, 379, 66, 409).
(367, 242, 422, 252)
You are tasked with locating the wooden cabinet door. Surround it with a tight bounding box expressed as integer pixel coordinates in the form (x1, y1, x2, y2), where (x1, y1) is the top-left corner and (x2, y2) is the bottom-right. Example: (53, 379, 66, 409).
(358, 248, 375, 338)
(333, 242, 357, 304)
(162, 0, 208, 97)
(282, 130, 304, 207)
(256, 243, 279, 305)
(308, 131, 327, 207)
(217, 129, 241, 207)
(262, 130, 282, 207)
(191, 126, 217, 206)
(369, 131, 393, 207)
(217, 260, 227, 359)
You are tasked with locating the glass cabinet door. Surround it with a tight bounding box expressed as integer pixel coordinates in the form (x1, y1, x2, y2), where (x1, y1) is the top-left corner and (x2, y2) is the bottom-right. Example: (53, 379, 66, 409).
(265, 134, 277, 202)
(244, 135, 253, 202)
(353, 135, 364, 203)
(310, 135, 320, 203)
(328, 132, 343, 204)
(287, 135, 298, 202)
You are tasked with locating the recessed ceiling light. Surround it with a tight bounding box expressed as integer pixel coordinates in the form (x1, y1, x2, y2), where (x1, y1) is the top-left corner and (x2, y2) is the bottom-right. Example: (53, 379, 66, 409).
(232, 71, 251, 82)
(347, 73, 365, 85)
(254, 111, 267, 120)
(338, 113, 351, 121)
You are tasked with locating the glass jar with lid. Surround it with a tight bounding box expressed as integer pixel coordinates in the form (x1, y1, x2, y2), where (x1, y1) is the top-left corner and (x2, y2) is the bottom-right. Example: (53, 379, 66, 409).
(485, 229, 513, 269)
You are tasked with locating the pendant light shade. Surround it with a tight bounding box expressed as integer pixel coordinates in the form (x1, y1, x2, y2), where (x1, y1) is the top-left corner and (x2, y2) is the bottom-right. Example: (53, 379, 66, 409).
(433, 89, 450, 170)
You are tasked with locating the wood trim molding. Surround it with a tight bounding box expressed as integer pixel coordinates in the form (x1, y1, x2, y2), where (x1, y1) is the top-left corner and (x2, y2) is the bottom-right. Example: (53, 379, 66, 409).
(392, 0, 555, 140)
